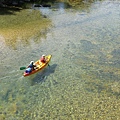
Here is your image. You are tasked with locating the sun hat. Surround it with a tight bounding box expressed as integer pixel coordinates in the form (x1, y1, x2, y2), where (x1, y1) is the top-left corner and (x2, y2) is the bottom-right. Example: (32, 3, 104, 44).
(30, 61, 34, 64)
(42, 54, 45, 57)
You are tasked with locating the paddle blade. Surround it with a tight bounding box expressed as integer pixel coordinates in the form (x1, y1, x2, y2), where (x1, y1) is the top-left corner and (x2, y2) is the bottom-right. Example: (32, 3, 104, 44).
(20, 67, 26, 70)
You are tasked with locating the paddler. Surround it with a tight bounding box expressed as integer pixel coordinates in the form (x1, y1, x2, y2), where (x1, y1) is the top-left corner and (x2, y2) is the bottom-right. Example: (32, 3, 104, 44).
(40, 55, 46, 63)
(25, 61, 36, 73)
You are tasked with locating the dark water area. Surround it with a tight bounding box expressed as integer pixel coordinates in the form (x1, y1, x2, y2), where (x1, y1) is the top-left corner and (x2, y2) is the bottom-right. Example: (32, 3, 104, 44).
(0, 0, 120, 119)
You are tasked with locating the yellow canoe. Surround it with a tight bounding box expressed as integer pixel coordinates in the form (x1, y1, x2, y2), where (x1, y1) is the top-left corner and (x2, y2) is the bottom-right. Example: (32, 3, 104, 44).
(23, 55, 52, 77)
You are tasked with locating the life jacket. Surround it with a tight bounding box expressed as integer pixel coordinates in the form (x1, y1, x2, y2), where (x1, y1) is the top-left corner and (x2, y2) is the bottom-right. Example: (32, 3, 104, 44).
(40, 57, 46, 63)
(29, 63, 34, 68)
(25, 67, 32, 73)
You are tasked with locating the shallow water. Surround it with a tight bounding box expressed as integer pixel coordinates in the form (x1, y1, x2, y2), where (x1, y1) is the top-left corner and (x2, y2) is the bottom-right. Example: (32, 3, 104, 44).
(0, 0, 120, 119)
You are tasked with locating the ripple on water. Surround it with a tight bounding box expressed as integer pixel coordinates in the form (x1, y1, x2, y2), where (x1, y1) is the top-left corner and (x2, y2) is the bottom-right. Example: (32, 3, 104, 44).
(0, 1, 120, 119)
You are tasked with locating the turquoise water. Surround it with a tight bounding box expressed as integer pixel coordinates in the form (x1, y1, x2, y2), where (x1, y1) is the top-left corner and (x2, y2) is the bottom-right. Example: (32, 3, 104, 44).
(0, 0, 120, 119)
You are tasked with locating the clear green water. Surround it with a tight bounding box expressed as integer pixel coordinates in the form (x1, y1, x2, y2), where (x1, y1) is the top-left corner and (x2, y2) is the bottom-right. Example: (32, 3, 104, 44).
(0, 0, 120, 119)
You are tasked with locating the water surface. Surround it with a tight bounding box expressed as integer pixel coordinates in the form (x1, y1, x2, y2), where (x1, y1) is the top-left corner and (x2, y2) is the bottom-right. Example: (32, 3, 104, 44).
(0, 0, 120, 119)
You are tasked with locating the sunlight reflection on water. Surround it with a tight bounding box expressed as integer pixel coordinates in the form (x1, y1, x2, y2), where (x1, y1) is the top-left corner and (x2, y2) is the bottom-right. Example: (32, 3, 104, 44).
(0, 1, 120, 119)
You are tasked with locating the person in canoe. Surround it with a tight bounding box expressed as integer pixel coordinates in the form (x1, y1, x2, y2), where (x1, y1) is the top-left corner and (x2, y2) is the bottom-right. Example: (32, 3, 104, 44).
(40, 55, 46, 63)
(25, 61, 36, 73)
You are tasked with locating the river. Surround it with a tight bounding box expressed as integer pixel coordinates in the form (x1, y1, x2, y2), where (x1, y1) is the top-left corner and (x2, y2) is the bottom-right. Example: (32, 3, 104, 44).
(0, 0, 120, 119)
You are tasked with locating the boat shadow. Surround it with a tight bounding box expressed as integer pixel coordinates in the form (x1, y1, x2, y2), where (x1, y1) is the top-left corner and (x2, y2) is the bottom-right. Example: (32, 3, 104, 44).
(30, 64, 57, 86)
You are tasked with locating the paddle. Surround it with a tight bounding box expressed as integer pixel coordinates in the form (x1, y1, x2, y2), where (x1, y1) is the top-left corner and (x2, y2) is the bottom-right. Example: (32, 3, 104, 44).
(20, 66, 26, 70)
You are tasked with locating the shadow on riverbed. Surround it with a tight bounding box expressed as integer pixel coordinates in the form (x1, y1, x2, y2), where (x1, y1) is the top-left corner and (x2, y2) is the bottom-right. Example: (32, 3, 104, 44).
(30, 64, 57, 86)
(0, 7, 21, 15)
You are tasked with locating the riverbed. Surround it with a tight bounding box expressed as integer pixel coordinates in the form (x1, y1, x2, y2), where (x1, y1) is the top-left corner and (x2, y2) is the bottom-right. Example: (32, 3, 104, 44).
(0, 0, 120, 119)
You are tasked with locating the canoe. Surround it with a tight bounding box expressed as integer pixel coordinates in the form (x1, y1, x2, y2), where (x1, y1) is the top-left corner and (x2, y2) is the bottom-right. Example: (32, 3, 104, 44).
(23, 55, 52, 77)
